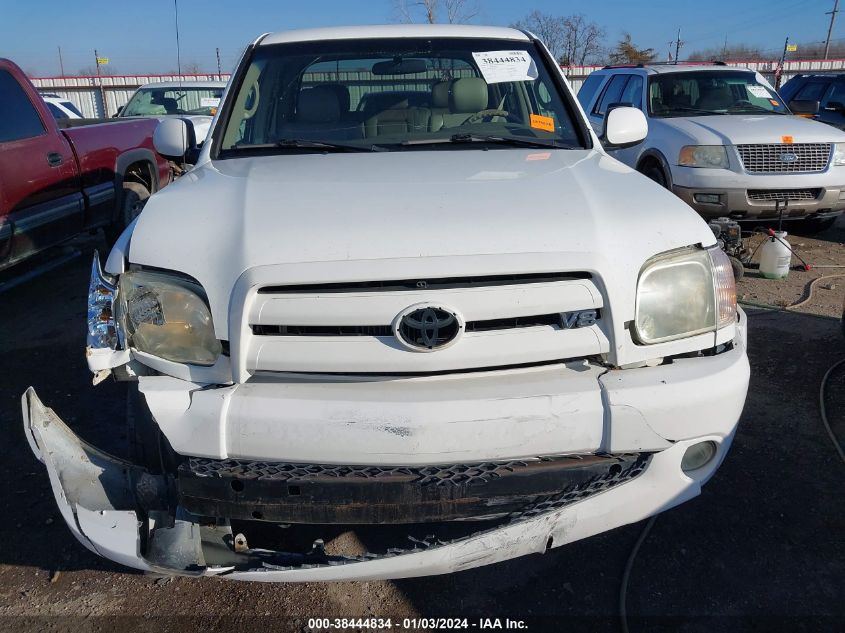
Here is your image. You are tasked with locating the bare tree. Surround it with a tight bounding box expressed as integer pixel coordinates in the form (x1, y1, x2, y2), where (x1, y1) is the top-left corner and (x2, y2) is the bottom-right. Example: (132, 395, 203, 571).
(687, 44, 767, 62)
(562, 14, 605, 66)
(512, 11, 605, 66)
(512, 11, 567, 61)
(393, 0, 478, 24)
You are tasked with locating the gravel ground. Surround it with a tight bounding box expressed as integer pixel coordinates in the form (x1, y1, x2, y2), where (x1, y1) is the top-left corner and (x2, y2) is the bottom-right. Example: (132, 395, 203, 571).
(0, 218, 842, 633)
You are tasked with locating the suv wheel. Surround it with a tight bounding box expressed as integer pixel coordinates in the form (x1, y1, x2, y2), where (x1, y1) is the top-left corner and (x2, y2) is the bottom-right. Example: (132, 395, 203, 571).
(640, 163, 669, 189)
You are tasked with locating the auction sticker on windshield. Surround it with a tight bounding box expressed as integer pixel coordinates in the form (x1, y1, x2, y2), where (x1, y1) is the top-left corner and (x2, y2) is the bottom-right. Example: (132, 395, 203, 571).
(472, 50, 538, 84)
(747, 85, 771, 99)
(530, 113, 555, 132)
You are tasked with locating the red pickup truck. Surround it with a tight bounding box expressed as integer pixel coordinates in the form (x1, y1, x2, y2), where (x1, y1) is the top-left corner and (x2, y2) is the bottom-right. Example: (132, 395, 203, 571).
(0, 59, 170, 270)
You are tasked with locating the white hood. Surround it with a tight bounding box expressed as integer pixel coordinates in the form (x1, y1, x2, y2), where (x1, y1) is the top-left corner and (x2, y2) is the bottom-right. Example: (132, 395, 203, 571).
(652, 113, 845, 146)
(129, 148, 715, 334)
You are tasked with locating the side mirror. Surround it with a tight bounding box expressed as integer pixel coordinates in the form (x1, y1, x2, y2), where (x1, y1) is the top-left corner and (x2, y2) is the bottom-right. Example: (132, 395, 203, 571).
(789, 99, 820, 116)
(153, 118, 191, 159)
(825, 100, 845, 113)
(603, 106, 648, 149)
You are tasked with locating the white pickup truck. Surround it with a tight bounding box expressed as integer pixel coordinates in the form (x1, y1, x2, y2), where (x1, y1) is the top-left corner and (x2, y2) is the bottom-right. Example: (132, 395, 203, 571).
(23, 25, 749, 581)
(578, 63, 845, 231)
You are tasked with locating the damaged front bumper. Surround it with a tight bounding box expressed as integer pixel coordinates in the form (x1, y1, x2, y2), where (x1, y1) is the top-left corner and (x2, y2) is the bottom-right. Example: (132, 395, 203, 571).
(22, 389, 739, 580)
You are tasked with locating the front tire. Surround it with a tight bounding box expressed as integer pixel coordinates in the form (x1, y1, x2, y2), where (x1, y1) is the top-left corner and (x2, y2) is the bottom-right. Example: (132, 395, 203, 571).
(105, 181, 150, 245)
(639, 163, 669, 189)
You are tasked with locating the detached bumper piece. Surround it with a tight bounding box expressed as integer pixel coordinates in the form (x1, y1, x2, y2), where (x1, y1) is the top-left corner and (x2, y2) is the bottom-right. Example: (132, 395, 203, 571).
(177, 453, 650, 524)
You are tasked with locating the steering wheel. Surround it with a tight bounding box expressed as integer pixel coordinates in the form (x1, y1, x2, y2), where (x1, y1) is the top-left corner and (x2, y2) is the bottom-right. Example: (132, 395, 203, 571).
(463, 109, 512, 124)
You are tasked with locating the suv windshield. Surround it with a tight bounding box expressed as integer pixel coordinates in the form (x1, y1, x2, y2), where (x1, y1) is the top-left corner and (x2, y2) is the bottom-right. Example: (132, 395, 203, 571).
(122, 86, 223, 116)
(217, 37, 587, 153)
(648, 71, 788, 117)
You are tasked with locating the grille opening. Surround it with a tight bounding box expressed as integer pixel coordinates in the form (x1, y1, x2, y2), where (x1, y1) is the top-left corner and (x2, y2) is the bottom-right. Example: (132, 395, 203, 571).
(251, 312, 590, 337)
(257, 272, 591, 294)
(747, 188, 821, 201)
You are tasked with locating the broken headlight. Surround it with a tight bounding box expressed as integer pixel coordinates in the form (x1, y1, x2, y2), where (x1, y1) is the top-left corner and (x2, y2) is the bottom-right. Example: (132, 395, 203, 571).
(634, 246, 736, 344)
(117, 271, 221, 365)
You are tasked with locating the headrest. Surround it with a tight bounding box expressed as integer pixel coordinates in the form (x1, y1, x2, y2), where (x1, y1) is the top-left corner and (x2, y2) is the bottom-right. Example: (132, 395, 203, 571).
(297, 86, 340, 123)
(451, 77, 488, 113)
(323, 83, 351, 113)
(431, 81, 451, 108)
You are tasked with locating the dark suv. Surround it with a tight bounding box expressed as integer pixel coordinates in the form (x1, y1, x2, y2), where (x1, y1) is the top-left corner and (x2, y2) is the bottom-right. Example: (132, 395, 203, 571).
(780, 74, 845, 130)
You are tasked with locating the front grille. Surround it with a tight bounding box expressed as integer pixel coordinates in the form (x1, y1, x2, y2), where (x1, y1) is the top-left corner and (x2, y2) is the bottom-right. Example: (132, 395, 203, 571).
(251, 312, 576, 337)
(178, 453, 650, 524)
(736, 143, 831, 173)
(747, 188, 822, 201)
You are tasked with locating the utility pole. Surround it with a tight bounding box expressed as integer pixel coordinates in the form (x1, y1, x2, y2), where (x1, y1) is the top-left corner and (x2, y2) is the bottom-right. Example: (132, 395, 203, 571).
(776, 37, 789, 89)
(824, 0, 840, 59)
(57, 46, 65, 76)
(94, 49, 107, 117)
(674, 29, 684, 64)
(216, 47, 222, 79)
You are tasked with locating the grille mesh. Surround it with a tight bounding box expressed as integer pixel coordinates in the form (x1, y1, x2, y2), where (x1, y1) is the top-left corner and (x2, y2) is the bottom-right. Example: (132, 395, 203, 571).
(736, 143, 831, 173)
(747, 188, 822, 201)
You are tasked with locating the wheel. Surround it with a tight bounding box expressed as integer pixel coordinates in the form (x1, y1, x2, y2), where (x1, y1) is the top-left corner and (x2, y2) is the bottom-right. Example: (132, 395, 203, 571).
(639, 163, 669, 189)
(729, 256, 745, 280)
(105, 181, 150, 245)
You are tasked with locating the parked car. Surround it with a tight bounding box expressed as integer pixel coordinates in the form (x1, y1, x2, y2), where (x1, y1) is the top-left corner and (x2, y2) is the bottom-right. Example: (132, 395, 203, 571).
(23, 25, 749, 581)
(40, 94, 84, 120)
(578, 63, 845, 231)
(0, 59, 170, 271)
(116, 81, 226, 145)
(779, 74, 845, 131)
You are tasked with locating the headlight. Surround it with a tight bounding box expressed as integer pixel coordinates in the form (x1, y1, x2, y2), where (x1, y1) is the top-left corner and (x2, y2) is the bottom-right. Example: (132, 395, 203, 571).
(635, 246, 736, 344)
(833, 143, 845, 166)
(117, 271, 221, 365)
(678, 145, 729, 169)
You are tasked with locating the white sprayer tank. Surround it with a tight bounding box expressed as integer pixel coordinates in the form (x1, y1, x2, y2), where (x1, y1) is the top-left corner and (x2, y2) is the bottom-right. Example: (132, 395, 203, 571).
(759, 231, 792, 279)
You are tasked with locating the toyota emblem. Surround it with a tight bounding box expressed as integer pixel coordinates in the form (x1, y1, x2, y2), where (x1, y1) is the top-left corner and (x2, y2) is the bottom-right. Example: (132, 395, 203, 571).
(393, 304, 463, 351)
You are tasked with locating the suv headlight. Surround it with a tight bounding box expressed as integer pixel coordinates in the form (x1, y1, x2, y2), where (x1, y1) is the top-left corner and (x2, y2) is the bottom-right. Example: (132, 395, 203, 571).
(833, 143, 845, 166)
(635, 246, 736, 344)
(117, 271, 221, 365)
(678, 145, 729, 168)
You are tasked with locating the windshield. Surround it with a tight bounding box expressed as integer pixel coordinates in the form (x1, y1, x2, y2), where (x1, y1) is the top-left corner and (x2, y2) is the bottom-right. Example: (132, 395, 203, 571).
(648, 71, 788, 117)
(217, 37, 587, 154)
(121, 86, 223, 117)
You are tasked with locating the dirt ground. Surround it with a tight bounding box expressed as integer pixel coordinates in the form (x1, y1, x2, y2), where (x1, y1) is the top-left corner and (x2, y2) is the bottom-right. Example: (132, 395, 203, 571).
(0, 218, 842, 633)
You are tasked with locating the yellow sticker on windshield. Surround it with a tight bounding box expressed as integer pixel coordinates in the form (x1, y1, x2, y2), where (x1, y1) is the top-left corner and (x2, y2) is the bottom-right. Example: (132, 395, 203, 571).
(530, 114, 555, 133)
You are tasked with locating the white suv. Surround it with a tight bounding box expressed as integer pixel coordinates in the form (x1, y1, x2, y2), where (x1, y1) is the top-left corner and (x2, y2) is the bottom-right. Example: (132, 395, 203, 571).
(578, 63, 845, 231)
(23, 25, 749, 581)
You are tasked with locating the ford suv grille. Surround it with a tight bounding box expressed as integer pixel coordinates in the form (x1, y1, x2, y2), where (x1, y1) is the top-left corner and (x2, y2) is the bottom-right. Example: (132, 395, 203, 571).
(736, 143, 831, 173)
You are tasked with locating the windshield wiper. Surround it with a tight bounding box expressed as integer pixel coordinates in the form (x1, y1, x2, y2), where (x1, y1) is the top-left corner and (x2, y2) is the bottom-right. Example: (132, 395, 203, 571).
(661, 106, 720, 116)
(403, 134, 573, 149)
(230, 139, 387, 153)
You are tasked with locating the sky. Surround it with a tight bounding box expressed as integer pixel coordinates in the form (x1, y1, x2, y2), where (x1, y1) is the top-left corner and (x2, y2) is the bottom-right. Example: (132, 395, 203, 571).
(0, 0, 840, 76)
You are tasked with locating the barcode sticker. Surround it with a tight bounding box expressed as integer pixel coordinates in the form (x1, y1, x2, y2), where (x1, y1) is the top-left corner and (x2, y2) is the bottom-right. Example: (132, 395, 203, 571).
(472, 51, 539, 84)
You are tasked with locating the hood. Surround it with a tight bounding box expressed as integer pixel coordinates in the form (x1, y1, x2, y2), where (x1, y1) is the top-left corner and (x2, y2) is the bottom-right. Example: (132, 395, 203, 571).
(129, 149, 715, 333)
(654, 113, 845, 145)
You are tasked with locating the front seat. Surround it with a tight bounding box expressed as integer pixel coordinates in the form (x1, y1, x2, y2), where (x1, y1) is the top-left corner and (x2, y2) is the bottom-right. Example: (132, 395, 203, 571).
(364, 100, 430, 138)
(439, 77, 489, 129)
(283, 85, 351, 140)
(696, 84, 732, 110)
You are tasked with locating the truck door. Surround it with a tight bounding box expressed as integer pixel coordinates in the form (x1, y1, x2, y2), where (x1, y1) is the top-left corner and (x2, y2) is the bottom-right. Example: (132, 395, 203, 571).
(0, 68, 82, 268)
